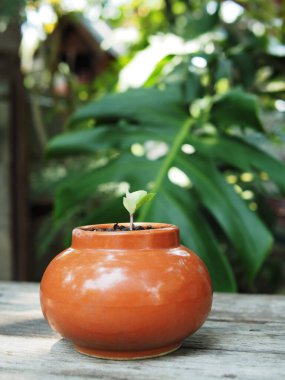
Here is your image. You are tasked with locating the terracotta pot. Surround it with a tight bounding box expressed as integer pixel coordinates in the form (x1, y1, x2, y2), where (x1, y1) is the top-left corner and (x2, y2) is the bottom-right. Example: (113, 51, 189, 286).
(40, 223, 212, 360)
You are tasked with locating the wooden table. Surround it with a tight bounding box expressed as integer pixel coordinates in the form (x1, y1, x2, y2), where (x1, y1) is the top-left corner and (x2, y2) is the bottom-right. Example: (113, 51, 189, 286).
(0, 282, 284, 380)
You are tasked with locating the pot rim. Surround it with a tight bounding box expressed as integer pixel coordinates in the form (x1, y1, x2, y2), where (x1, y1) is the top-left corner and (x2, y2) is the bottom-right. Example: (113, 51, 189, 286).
(77, 222, 177, 234)
(72, 223, 180, 250)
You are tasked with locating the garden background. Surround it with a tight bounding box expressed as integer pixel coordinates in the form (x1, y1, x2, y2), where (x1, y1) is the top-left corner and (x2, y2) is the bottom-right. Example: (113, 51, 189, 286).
(0, 0, 285, 293)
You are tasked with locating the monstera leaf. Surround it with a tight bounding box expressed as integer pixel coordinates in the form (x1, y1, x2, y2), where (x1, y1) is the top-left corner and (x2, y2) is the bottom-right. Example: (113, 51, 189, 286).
(46, 84, 285, 292)
(211, 89, 263, 131)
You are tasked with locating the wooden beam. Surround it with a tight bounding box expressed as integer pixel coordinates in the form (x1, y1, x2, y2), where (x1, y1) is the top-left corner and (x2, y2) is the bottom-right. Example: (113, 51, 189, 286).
(10, 56, 30, 280)
(0, 22, 30, 280)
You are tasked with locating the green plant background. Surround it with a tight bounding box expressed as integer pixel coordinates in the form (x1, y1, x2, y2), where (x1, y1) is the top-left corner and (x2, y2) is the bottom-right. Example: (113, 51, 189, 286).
(12, 0, 285, 291)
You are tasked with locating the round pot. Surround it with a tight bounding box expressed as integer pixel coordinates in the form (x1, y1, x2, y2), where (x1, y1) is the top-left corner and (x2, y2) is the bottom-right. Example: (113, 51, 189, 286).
(40, 223, 212, 360)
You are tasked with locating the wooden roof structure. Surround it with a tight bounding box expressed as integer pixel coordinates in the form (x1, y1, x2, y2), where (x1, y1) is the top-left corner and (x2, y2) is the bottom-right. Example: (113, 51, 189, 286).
(45, 14, 124, 83)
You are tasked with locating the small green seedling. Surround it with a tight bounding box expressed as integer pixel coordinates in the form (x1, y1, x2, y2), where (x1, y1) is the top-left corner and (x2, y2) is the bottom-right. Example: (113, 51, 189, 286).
(123, 189, 156, 230)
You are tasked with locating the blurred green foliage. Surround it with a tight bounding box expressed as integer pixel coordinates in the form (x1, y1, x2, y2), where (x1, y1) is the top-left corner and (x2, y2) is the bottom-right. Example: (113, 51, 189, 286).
(0, 0, 24, 19)
(17, 0, 285, 291)
(42, 0, 285, 291)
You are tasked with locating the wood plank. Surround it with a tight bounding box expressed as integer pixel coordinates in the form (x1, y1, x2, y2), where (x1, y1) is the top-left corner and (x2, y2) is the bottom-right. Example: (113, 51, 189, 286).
(185, 320, 285, 354)
(0, 282, 285, 380)
(1, 313, 284, 355)
(211, 293, 285, 323)
(1, 336, 284, 380)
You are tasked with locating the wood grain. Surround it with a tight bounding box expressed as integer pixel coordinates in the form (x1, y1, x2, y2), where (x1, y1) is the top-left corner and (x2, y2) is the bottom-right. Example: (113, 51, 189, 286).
(0, 282, 284, 380)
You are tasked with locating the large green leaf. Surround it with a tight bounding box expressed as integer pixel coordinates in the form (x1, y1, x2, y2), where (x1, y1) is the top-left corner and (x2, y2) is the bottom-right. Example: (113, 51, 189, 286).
(211, 88, 263, 131)
(177, 155, 273, 281)
(188, 134, 285, 193)
(46, 123, 175, 158)
(50, 109, 274, 287)
(145, 185, 236, 292)
(69, 85, 187, 128)
(54, 154, 161, 220)
(185, 71, 204, 103)
(215, 57, 232, 82)
(185, 4, 220, 39)
(231, 53, 256, 88)
(81, 197, 126, 226)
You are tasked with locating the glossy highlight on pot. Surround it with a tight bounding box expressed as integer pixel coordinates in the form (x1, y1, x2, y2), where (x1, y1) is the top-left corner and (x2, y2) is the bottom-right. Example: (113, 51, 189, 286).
(40, 223, 213, 360)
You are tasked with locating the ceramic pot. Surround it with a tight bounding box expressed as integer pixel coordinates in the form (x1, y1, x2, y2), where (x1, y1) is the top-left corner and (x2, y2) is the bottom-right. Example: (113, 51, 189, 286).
(40, 223, 212, 360)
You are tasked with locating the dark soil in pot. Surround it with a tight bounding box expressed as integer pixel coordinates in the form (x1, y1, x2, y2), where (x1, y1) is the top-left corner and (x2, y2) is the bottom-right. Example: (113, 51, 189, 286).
(81, 223, 154, 232)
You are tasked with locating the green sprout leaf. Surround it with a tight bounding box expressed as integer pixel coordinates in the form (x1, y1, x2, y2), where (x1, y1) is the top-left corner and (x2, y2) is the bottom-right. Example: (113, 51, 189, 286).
(123, 190, 147, 215)
(136, 193, 156, 210)
(123, 189, 156, 230)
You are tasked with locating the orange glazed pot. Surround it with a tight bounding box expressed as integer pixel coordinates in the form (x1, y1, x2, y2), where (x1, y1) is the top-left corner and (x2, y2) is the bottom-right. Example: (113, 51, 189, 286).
(40, 223, 213, 360)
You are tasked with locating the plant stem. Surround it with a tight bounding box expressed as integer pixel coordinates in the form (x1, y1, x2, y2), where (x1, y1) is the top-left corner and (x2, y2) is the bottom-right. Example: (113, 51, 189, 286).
(130, 214, 134, 230)
(138, 117, 194, 221)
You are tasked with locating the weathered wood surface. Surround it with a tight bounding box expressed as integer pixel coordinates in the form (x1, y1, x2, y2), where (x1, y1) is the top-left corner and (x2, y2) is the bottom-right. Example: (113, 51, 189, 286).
(0, 282, 284, 380)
